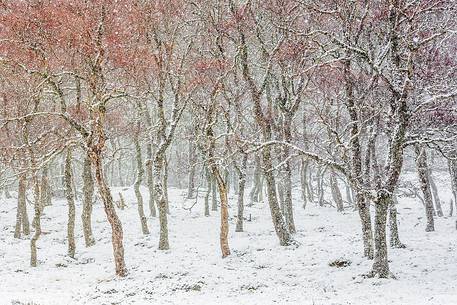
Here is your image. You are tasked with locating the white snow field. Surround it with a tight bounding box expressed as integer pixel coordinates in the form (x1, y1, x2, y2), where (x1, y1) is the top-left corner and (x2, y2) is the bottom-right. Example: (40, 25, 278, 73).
(1, 172, 456, 305)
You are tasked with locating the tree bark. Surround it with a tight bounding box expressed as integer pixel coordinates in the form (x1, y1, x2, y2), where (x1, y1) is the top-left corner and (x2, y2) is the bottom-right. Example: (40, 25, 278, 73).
(389, 195, 405, 248)
(415, 145, 435, 232)
(316, 165, 326, 207)
(64, 149, 76, 258)
(146, 143, 156, 217)
(356, 193, 374, 259)
(249, 154, 262, 204)
(428, 171, 443, 217)
(211, 174, 218, 211)
(134, 130, 150, 235)
(212, 169, 231, 258)
(30, 172, 41, 267)
(14, 174, 29, 238)
(82, 151, 95, 247)
(40, 166, 52, 207)
(448, 159, 457, 216)
(371, 194, 390, 278)
(300, 159, 311, 209)
(330, 169, 344, 212)
(261, 135, 292, 246)
(235, 154, 248, 232)
(204, 167, 211, 216)
(154, 154, 169, 250)
(187, 139, 196, 199)
(92, 151, 127, 276)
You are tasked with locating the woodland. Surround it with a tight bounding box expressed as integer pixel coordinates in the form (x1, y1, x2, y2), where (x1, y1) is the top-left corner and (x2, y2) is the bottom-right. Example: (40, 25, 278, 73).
(0, 1, 456, 304)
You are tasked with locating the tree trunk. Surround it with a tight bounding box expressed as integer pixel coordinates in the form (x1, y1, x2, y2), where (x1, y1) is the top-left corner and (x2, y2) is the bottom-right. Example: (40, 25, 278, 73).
(428, 171, 443, 217)
(283, 161, 295, 233)
(356, 192, 374, 259)
(14, 174, 29, 238)
(389, 195, 405, 248)
(300, 159, 311, 209)
(371, 194, 390, 278)
(154, 155, 169, 250)
(330, 169, 344, 212)
(212, 169, 231, 258)
(82, 152, 95, 247)
(211, 174, 218, 211)
(235, 154, 248, 232)
(146, 143, 157, 217)
(448, 159, 457, 216)
(249, 154, 262, 204)
(92, 151, 127, 276)
(316, 165, 326, 206)
(261, 135, 291, 246)
(40, 166, 52, 207)
(134, 131, 150, 235)
(415, 145, 435, 232)
(64, 149, 76, 258)
(204, 167, 211, 216)
(187, 139, 196, 199)
(30, 172, 41, 267)
(14, 196, 22, 239)
(345, 180, 354, 207)
(163, 157, 170, 214)
(117, 138, 124, 187)
(282, 113, 296, 233)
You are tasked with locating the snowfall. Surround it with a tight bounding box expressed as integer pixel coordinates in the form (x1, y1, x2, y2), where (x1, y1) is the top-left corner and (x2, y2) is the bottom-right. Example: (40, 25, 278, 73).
(0, 171, 456, 305)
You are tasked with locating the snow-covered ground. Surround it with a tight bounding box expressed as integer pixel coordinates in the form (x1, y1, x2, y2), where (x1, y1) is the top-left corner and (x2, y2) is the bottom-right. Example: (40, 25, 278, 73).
(1, 172, 456, 305)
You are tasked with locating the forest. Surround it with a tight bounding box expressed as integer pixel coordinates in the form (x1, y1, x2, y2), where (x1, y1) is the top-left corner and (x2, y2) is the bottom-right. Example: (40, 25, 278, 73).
(0, 0, 456, 304)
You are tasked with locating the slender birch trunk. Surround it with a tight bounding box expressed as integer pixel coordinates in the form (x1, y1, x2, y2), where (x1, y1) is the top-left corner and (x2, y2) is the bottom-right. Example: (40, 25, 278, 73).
(235, 154, 248, 232)
(64, 149, 76, 258)
(14, 174, 29, 238)
(82, 151, 95, 247)
(134, 130, 150, 235)
(415, 145, 435, 232)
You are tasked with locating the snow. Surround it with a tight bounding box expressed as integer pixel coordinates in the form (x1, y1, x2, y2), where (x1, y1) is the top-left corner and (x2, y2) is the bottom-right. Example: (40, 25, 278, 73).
(1, 172, 456, 305)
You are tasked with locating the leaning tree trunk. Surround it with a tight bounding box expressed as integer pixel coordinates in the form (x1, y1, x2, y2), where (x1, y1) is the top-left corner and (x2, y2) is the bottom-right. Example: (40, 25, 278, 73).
(134, 131, 150, 235)
(82, 152, 95, 247)
(235, 154, 248, 232)
(91, 147, 127, 276)
(389, 194, 405, 248)
(261, 130, 291, 246)
(14, 173, 30, 238)
(415, 145, 435, 232)
(64, 149, 76, 258)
